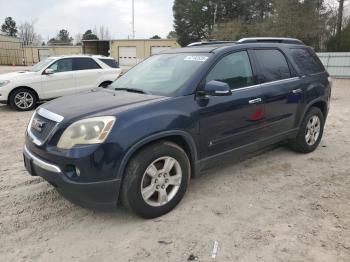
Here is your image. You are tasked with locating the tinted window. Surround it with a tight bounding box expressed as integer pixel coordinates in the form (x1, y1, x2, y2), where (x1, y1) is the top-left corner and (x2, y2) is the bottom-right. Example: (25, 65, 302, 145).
(48, 58, 72, 73)
(99, 58, 119, 68)
(255, 49, 291, 83)
(73, 58, 101, 70)
(291, 48, 325, 75)
(206, 51, 254, 89)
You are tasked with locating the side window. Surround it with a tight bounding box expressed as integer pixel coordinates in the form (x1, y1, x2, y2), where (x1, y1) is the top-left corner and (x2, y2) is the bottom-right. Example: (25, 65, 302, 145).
(254, 49, 291, 83)
(48, 59, 73, 73)
(291, 48, 325, 75)
(206, 51, 254, 90)
(99, 58, 119, 68)
(73, 58, 101, 71)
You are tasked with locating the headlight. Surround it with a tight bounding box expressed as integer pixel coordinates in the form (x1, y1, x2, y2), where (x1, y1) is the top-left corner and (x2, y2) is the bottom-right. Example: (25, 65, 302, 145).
(0, 80, 10, 87)
(57, 116, 116, 149)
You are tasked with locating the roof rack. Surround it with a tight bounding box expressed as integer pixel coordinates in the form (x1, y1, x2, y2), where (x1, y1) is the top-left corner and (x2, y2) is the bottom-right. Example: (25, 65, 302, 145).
(237, 37, 304, 45)
(187, 41, 236, 47)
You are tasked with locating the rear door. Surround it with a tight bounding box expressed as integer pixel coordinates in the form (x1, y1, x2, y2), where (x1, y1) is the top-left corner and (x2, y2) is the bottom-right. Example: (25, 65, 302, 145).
(41, 58, 76, 98)
(252, 48, 303, 139)
(73, 58, 102, 93)
(198, 50, 264, 159)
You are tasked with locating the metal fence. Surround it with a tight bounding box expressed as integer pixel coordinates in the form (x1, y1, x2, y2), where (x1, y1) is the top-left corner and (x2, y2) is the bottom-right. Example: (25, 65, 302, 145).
(317, 52, 350, 78)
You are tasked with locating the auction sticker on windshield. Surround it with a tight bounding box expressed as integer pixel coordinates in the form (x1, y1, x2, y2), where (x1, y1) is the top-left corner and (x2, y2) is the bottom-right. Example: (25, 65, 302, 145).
(184, 56, 209, 62)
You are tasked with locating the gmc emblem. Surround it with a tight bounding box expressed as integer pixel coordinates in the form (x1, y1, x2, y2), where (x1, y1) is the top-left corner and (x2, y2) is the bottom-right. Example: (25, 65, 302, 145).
(31, 118, 46, 133)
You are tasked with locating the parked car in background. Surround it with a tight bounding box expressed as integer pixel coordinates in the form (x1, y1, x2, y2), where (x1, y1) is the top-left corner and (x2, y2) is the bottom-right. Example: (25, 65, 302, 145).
(23, 38, 331, 218)
(0, 55, 122, 111)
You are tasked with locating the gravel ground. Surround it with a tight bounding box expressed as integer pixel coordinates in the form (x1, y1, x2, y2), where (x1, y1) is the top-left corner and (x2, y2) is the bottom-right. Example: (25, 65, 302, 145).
(0, 79, 349, 262)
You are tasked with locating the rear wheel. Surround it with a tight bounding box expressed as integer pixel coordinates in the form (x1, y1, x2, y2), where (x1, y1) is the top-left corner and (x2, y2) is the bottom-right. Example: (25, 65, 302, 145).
(121, 141, 191, 218)
(9, 88, 37, 111)
(289, 107, 324, 153)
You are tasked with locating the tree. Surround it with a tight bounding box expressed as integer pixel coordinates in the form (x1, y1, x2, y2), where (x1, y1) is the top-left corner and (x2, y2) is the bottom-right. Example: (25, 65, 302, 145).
(47, 29, 73, 45)
(150, 35, 161, 39)
(82, 29, 99, 40)
(1, 17, 18, 37)
(167, 31, 178, 39)
(18, 20, 42, 45)
(173, 0, 216, 46)
(327, 22, 350, 51)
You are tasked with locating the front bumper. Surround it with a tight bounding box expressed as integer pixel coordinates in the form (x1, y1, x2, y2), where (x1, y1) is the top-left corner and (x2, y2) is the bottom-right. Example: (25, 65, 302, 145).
(23, 145, 121, 211)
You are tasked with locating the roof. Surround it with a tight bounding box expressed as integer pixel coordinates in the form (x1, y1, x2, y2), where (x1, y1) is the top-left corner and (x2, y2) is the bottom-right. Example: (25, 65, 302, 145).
(46, 54, 114, 59)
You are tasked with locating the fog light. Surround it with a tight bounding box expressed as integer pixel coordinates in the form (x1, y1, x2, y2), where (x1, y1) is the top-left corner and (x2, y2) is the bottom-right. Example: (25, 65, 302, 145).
(65, 165, 80, 180)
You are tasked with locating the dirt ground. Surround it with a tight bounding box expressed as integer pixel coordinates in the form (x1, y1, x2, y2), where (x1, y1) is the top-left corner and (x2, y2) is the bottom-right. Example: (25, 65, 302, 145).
(0, 78, 349, 262)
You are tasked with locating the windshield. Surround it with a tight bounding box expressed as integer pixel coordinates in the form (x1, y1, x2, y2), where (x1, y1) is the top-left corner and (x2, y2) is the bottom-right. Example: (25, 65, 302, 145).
(30, 58, 55, 72)
(109, 53, 211, 96)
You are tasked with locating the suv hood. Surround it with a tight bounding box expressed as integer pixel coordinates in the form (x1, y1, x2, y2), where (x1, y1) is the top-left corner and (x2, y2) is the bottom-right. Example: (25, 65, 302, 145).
(41, 89, 166, 121)
(0, 71, 37, 80)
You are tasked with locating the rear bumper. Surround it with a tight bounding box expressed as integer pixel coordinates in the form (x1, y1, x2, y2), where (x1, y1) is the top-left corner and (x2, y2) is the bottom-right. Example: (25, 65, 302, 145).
(23, 145, 121, 211)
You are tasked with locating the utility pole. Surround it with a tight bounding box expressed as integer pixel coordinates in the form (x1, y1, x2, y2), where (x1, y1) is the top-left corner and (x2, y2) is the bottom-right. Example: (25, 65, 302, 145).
(337, 0, 344, 35)
(132, 0, 135, 39)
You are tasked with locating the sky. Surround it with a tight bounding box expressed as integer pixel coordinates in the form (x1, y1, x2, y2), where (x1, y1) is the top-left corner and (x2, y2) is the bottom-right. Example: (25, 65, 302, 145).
(0, 0, 175, 41)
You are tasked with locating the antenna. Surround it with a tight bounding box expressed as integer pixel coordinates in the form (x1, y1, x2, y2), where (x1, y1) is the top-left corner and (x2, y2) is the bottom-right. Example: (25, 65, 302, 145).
(132, 0, 135, 39)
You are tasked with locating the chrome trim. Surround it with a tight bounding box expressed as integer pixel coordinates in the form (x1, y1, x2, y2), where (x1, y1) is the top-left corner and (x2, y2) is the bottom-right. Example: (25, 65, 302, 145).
(27, 108, 63, 146)
(231, 77, 300, 92)
(249, 98, 262, 104)
(24, 145, 61, 173)
(37, 108, 64, 123)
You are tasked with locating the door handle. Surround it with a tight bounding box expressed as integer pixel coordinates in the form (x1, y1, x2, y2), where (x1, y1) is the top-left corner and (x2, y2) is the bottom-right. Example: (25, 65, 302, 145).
(249, 98, 262, 104)
(292, 88, 302, 94)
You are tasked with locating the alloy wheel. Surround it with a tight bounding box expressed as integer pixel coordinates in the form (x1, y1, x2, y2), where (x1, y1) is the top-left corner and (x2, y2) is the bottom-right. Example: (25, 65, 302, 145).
(14, 92, 34, 110)
(140, 156, 182, 207)
(305, 115, 321, 146)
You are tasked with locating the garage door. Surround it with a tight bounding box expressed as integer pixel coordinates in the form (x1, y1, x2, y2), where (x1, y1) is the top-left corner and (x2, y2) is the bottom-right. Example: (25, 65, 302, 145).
(38, 49, 50, 61)
(151, 46, 171, 55)
(119, 47, 137, 66)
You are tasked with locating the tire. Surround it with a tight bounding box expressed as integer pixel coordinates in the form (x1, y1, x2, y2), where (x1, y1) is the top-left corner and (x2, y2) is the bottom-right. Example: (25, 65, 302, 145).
(121, 141, 191, 218)
(9, 88, 37, 111)
(289, 107, 325, 153)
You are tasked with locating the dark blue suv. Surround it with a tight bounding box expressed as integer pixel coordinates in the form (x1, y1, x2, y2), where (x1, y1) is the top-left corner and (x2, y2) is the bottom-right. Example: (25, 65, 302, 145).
(23, 38, 331, 218)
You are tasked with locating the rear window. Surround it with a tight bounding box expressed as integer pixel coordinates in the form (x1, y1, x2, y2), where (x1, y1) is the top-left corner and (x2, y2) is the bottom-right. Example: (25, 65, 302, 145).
(291, 48, 325, 75)
(254, 49, 291, 83)
(73, 58, 101, 70)
(99, 58, 119, 68)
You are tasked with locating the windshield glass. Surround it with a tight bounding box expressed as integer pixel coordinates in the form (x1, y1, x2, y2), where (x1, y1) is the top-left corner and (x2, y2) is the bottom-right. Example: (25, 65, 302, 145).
(109, 53, 211, 96)
(31, 58, 55, 72)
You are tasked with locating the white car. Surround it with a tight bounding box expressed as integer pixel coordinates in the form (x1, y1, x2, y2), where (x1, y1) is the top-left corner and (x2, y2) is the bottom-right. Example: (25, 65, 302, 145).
(0, 55, 122, 111)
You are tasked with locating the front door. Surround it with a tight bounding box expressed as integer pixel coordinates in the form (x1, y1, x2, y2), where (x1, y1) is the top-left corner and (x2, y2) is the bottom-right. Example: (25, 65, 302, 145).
(198, 50, 264, 160)
(41, 58, 76, 99)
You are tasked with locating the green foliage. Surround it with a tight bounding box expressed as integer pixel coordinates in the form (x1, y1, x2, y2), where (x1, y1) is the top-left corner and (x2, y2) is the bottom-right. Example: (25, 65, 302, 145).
(173, 0, 347, 51)
(1, 17, 18, 37)
(173, 0, 216, 46)
(327, 23, 350, 51)
(48, 29, 73, 45)
(82, 30, 99, 40)
(167, 31, 178, 39)
(150, 35, 161, 39)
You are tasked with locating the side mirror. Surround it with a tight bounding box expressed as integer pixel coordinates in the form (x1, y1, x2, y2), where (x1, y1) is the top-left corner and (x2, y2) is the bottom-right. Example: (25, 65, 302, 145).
(201, 80, 232, 97)
(44, 68, 55, 75)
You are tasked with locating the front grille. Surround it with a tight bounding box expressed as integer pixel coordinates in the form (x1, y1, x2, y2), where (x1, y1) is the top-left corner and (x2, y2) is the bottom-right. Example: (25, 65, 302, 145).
(30, 113, 57, 143)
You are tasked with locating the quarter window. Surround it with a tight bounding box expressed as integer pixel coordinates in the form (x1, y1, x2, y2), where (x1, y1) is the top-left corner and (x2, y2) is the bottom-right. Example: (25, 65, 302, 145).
(254, 49, 291, 83)
(206, 51, 255, 90)
(291, 48, 324, 75)
(73, 58, 101, 71)
(48, 58, 72, 73)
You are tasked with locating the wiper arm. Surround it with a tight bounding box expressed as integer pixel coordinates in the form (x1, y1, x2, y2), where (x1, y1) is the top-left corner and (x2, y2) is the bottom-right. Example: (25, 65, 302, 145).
(114, 87, 150, 95)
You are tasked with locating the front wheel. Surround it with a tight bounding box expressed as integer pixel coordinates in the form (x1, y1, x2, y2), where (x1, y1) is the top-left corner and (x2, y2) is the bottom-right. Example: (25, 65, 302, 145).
(9, 88, 37, 111)
(289, 107, 325, 153)
(121, 141, 191, 218)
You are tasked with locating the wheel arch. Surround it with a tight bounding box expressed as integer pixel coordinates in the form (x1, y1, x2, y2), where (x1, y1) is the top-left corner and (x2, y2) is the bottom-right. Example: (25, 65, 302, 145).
(8, 86, 40, 104)
(299, 98, 328, 126)
(117, 131, 199, 181)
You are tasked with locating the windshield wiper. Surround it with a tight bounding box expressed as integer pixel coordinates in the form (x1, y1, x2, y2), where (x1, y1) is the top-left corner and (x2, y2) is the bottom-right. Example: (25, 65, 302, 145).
(114, 87, 150, 95)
